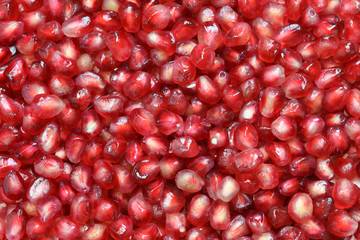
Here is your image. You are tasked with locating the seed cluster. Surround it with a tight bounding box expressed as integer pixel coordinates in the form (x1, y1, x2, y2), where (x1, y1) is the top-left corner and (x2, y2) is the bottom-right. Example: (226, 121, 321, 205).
(1, 0, 360, 239)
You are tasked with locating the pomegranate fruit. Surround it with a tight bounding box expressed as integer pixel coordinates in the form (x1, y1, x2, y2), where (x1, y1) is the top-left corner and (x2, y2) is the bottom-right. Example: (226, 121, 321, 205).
(0, 1, 359, 239)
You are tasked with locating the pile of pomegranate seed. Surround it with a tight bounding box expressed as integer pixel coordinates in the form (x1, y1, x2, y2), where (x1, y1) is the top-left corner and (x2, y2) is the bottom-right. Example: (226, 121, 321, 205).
(3, 0, 360, 239)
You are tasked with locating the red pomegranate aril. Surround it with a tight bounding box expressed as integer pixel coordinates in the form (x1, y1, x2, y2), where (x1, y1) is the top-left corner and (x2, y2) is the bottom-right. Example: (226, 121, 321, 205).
(133, 156, 160, 184)
(254, 189, 286, 212)
(81, 223, 108, 240)
(133, 223, 159, 240)
(21, 81, 48, 105)
(305, 134, 333, 158)
(70, 165, 92, 193)
(4, 57, 28, 91)
(265, 141, 292, 167)
(31, 94, 65, 119)
(287, 193, 313, 224)
(58, 180, 75, 205)
(256, 163, 279, 190)
(3, 170, 25, 200)
(333, 157, 356, 179)
(0, 124, 20, 152)
(198, 21, 223, 50)
(103, 136, 126, 161)
(146, 31, 176, 56)
(175, 169, 204, 193)
(81, 110, 103, 139)
(0, 0, 19, 21)
(6, 207, 26, 240)
(37, 122, 60, 153)
(277, 226, 307, 240)
(0, 155, 21, 178)
(142, 4, 171, 32)
(62, 13, 93, 38)
(34, 154, 64, 179)
(53, 216, 80, 240)
(260, 87, 285, 118)
(37, 20, 64, 41)
(271, 116, 297, 141)
(171, 136, 199, 158)
(209, 199, 231, 230)
(233, 121, 258, 150)
(280, 172, 304, 193)
(327, 210, 358, 237)
(215, 6, 240, 31)
(186, 228, 207, 240)
(93, 198, 118, 222)
(299, 115, 325, 141)
(36, 195, 62, 223)
(128, 195, 153, 225)
(187, 194, 210, 227)
(165, 212, 186, 237)
(246, 210, 271, 234)
(26, 217, 52, 239)
(92, 159, 116, 189)
(332, 178, 358, 209)
(185, 156, 213, 178)
(289, 155, 317, 177)
(222, 215, 250, 240)
(26, 177, 55, 204)
(280, 98, 306, 120)
(224, 22, 251, 47)
(262, 2, 288, 28)
(195, 76, 221, 105)
(267, 206, 293, 229)
(160, 157, 184, 180)
(258, 37, 281, 63)
(234, 148, 263, 173)
(183, 115, 211, 141)
(161, 184, 186, 213)
(216, 176, 239, 202)
(70, 193, 91, 224)
(0, 21, 24, 45)
(171, 17, 198, 43)
(230, 192, 253, 214)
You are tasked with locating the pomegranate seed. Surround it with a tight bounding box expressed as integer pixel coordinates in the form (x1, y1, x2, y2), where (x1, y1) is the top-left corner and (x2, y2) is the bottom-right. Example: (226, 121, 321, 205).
(34, 154, 64, 178)
(267, 206, 293, 229)
(277, 226, 307, 240)
(133, 156, 160, 184)
(70, 193, 91, 224)
(327, 210, 358, 237)
(166, 212, 186, 237)
(224, 22, 251, 47)
(0, 21, 24, 45)
(70, 165, 92, 193)
(142, 4, 171, 32)
(26, 217, 52, 239)
(128, 195, 153, 225)
(198, 21, 223, 50)
(209, 199, 231, 230)
(53, 216, 80, 239)
(36, 195, 62, 223)
(222, 215, 250, 240)
(133, 223, 159, 240)
(81, 223, 108, 240)
(332, 178, 358, 209)
(0, 0, 359, 237)
(175, 169, 204, 193)
(160, 184, 185, 213)
(287, 193, 313, 223)
(6, 207, 26, 240)
(93, 198, 118, 222)
(187, 194, 210, 226)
